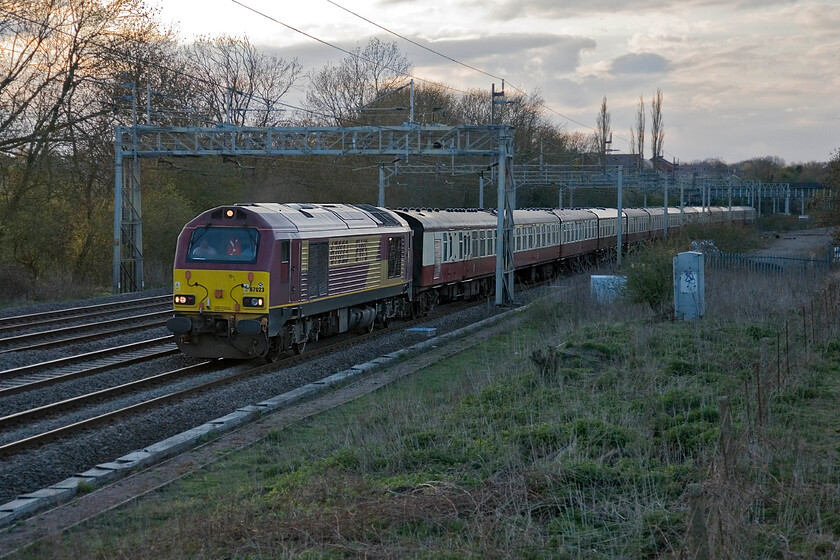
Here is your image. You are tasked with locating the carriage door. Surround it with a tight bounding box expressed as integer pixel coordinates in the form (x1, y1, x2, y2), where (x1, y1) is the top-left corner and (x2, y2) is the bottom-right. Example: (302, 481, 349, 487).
(308, 241, 329, 299)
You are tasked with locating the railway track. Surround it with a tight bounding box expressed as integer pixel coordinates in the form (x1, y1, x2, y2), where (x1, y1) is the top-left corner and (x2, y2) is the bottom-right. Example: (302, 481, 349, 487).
(0, 295, 171, 334)
(0, 299, 477, 459)
(0, 360, 218, 456)
(0, 310, 171, 354)
(0, 337, 179, 396)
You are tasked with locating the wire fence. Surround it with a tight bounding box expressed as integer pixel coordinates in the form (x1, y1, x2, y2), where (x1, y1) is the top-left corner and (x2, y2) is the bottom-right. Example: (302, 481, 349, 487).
(707, 247, 838, 280)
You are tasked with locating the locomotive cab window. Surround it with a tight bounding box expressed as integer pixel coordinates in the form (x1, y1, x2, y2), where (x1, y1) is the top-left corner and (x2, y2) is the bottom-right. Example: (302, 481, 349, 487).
(187, 227, 259, 263)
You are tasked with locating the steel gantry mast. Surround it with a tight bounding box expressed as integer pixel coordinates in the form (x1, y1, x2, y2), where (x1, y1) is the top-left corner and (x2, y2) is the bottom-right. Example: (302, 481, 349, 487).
(113, 123, 518, 304)
(495, 130, 515, 306)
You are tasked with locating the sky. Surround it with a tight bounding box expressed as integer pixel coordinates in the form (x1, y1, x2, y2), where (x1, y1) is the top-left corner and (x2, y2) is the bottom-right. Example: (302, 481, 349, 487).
(153, 0, 840, 165)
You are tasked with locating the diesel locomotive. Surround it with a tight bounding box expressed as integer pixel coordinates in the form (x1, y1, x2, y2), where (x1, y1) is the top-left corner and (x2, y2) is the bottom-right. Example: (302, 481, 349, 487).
(166, 203, 755, 360)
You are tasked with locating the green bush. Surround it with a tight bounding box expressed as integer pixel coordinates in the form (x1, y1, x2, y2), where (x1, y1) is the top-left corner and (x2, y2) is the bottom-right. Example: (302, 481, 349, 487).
(623, 242, 675, 313)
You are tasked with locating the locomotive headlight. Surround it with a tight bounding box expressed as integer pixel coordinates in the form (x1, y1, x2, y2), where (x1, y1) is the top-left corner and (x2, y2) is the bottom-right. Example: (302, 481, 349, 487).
(174, 294, 196, 305)
(242, 297, 264, 308)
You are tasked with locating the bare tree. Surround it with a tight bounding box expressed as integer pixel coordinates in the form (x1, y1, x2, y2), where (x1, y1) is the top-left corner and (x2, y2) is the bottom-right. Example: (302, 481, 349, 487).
(650, 88, 664, 169)
(183, 35, 302, 127)
(0, 0, 116, 155)
(304, 38, 412, 125)
(351, 81, 456, 126)
(635, 95, 645, 172)
(451, 88, 491, 125)
(0, 0, 163, 207)
(595, 96, 611, 170)
(0, 0, 176, 282)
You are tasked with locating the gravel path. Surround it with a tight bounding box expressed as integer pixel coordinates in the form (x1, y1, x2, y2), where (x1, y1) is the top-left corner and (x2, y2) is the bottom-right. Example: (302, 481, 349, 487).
(758, 226, 835, 258)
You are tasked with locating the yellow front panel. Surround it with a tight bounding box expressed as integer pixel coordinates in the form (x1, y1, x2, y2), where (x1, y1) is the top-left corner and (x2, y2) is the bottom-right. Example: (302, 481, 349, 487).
(173, 268, 270, 313)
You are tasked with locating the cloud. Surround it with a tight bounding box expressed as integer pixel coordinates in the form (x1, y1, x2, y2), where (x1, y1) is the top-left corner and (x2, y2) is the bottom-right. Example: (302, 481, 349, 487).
(264, 32, 596, 84)
(410, 33, 596, 75)
(235, 0, 840, 162)
(609, 52, 671, 74)
(788, 1, 840, 33)
(482, 0, 801, 21)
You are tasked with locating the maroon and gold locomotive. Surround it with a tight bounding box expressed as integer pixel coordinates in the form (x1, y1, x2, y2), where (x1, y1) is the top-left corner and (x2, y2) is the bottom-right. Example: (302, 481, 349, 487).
(166, 203, 412, 360)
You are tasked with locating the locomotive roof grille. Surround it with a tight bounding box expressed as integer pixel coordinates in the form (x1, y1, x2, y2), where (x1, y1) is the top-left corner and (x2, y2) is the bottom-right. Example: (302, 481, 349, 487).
(354, 204, 401, 227)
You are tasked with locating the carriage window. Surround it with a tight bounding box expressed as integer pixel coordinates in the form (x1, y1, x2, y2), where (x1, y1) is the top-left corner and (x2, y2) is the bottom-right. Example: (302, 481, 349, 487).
(280, 240, 289, 262)
(187, 227, 259, 263)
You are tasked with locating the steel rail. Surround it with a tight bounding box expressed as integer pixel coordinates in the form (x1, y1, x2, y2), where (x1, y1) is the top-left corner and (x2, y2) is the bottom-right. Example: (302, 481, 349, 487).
(0, 311, 171, 354)
(0, 361, 215, 429)
(0, 360, 267, 457)
(0, 336, 174, 381)
(0, 346, 178, 398)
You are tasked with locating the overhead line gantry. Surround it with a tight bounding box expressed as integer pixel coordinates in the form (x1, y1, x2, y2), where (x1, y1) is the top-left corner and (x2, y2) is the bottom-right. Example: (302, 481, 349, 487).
(114, 123, 516, 305)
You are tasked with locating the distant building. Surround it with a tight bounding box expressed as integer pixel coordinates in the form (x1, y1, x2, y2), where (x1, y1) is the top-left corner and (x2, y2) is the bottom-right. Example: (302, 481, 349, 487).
(604, 153, 679, 173)
(605, 153, 651, 171)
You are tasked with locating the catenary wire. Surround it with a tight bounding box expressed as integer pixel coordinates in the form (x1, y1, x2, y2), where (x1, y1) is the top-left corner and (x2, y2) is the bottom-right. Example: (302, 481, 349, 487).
(324, 0, 524, 95)
(230, 0, 472, 96)
(317, 0, 678, 159)
(2, 4, 674, 160)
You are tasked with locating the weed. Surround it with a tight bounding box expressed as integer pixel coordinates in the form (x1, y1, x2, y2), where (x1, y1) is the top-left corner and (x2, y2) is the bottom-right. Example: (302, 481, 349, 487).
(76, 480, 96, 495)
